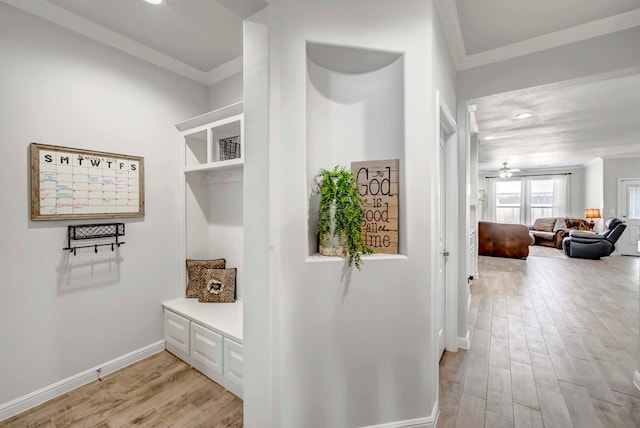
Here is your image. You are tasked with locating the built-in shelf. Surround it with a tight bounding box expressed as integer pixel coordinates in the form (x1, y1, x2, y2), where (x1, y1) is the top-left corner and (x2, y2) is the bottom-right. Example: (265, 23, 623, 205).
(183, 159, 244, 174)
(175, 102, 243, 132)
(305, 42, 405, 257)
(178, 102, 243, 172)
(163, 297, 243, 343)
(305, 253, 408, 263)
(166, 103, 245, 400)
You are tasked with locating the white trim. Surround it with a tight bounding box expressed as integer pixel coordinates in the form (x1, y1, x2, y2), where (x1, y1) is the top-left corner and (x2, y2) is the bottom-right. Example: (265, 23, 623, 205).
(634, 370, 640, 392)
(0, 0, 208, 83)
(467, 66, 640, 106)
(359, 417, 432, 428)
(457, 331, 470, 349)
(436, 90, 459, 355)
(204, 56, 243, 86)
(435, 0, 466, 68)
(360, 401, 438, 428)
(436, 2, 640, 71)
(0, 341, 165, 422)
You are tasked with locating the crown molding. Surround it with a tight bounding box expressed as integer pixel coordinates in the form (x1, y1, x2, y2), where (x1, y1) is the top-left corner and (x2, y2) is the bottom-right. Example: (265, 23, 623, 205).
(1, 0, 210, 84)
(204, 56, 243, 85)
(435, 0, 466, 67)
(437, 3, 640, 71)
(459, 8, 640, 70)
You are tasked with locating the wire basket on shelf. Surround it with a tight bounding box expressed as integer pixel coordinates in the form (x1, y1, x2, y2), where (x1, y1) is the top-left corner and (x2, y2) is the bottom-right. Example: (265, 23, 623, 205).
(218, 136, 241, 161)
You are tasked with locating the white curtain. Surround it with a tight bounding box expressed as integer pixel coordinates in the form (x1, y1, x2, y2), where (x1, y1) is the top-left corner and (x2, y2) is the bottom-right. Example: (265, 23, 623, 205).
(552, 174, 571, 217)
(485, 174, 571, 224)
(485, 177, 497, 222)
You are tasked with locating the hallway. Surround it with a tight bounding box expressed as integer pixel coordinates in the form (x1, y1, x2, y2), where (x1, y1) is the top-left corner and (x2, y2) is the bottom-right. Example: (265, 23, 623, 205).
(439, 253, 640, 427)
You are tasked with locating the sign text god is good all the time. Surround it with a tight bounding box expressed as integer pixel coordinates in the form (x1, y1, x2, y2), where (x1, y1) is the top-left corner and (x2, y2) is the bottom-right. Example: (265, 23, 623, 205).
(351, 159, 399, 254)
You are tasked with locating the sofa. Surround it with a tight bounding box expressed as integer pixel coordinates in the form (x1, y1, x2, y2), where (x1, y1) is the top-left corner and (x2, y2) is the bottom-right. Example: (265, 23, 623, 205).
(478, 221, 535, 259)
(528, 217, 590, 248)
(562, 218, 627, 259)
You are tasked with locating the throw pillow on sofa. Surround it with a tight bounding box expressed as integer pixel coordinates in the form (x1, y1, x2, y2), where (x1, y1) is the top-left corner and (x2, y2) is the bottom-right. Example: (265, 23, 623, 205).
(565, 218, 589, 230)
(553, 218, 567, 232)
(532, 218, 556, 232)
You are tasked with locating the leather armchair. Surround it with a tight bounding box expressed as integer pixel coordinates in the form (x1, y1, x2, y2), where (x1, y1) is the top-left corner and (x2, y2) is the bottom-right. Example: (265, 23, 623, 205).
(562, 218, 627, 259)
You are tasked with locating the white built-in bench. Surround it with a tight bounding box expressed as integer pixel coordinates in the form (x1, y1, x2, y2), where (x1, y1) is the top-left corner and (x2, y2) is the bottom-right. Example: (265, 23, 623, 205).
(162, 298, 243, 398)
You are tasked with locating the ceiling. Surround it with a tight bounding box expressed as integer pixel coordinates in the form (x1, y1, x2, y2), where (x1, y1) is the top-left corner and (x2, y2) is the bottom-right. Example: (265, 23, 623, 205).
(1, 0, 267, 84)
(47, 0, 243, 72)
(456, 0, 640, 56)
(438, 0, 640, 173)
(4, 0, 640, 172)
(474, 73, 640, 173)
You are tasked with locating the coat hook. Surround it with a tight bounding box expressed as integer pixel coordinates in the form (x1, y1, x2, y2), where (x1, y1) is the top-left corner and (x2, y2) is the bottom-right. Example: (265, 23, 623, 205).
(111, 243, 114, 251)
(94, 244, 98, 254)
(73, 247, 77, 256)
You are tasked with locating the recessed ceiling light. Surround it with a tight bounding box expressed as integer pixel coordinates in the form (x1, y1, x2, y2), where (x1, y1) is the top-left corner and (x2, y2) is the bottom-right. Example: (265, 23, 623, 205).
(144, 0, 165, 5)
(514, 112, 533, 120)
(484, 136, 497, 141)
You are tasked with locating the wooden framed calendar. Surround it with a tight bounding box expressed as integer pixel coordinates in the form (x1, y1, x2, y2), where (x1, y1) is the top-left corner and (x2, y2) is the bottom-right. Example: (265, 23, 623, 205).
(30, 143, 144, 220)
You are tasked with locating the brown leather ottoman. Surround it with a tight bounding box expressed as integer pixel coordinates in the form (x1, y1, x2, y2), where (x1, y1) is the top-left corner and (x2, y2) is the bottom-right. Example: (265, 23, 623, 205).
(478, 221, 534, 259)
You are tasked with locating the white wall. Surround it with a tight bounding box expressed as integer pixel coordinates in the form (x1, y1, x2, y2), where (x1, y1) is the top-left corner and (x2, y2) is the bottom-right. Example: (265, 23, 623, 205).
(603, 157, 640, 220)
(584, 158, 604, 231)
(0, 3, 207, 406)
(432, 7, 468, 350)
(243, 13, 272, 428)
(208, 72, 243, 111)
(247, 1, 453, 426)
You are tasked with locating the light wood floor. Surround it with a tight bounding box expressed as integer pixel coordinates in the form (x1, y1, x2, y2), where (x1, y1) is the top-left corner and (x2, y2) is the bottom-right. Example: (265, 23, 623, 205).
(5, 253, 638, 428)
(1, 351, 243, 428)
(440, 253, 640, 428)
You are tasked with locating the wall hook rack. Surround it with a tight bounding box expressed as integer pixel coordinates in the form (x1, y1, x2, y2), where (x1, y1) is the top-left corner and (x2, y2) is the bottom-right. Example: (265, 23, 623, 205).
(63, 223, 125, 256)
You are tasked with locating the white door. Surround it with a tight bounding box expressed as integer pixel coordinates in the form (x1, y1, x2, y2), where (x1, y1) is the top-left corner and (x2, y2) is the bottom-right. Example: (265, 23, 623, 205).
(618, 178, 640, 256)
(436, 128, 447, 359)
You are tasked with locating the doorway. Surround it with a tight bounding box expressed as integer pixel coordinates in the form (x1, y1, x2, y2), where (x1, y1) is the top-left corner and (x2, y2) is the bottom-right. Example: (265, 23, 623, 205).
(436, 91, 456, 359)
(617, 178, 640, 256)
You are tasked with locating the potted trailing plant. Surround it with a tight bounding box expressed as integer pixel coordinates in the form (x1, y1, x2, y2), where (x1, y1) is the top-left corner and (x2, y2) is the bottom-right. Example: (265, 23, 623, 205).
(317, 165, 373, 269)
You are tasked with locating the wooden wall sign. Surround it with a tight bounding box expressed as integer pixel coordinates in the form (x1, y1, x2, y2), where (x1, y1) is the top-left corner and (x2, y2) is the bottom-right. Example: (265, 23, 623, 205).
(30, 143, 145, 220)
(351, 159, 399, 254)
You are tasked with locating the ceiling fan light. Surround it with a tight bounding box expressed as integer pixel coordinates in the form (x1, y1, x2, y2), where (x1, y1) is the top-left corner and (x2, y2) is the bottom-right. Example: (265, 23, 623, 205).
(498, 162, 512, 178)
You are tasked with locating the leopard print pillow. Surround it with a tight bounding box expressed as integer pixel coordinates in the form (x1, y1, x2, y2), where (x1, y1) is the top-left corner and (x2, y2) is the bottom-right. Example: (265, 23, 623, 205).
(198, 268, 237, 303)
(186, 259, 226, 298)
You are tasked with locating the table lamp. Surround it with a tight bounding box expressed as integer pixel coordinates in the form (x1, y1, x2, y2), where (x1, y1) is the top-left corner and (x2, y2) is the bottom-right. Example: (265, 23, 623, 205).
(584, 208, 601, 231)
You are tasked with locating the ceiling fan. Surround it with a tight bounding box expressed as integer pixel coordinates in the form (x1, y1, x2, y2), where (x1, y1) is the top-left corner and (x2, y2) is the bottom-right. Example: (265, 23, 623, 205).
(498, 162, 520, 178)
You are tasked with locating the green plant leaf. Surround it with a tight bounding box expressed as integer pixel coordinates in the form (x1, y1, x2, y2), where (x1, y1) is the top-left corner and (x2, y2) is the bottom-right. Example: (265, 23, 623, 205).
(316, 165, 374, 270)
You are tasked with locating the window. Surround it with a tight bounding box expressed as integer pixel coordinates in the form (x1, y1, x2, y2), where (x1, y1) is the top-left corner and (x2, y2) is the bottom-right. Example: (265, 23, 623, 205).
(530, 179, 553, 221)
(489, 175, 569, 225)
(495, 180, 521, 224)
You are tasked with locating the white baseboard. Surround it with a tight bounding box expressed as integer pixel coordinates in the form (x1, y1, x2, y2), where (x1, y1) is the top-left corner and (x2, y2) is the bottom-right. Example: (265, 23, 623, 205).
(0, 340, 165, 422)
(457, 331, 470, 349)
(633, 370, 640, 392)
(360, 400, 438, 428)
